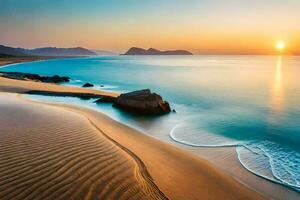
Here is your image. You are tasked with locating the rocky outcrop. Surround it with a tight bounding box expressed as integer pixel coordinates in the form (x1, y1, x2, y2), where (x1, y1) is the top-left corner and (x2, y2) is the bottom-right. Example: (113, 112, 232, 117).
(43, 75, 70, 83)
(0, 72, 70, 83)
(82, 83, 94, 87)
(113, 89, 171, 115)
(123, 47, 193, 55)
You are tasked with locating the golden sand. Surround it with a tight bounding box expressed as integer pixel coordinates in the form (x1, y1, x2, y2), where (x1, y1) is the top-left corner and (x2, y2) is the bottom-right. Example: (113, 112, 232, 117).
(0, 93, 166, 200)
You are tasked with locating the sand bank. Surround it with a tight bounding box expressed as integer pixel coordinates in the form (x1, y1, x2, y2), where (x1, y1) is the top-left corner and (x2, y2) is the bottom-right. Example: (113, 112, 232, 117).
(0, 76, 118, 97)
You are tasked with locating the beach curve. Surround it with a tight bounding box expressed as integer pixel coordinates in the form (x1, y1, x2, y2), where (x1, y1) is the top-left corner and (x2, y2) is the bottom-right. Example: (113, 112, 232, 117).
(0, 92, 168, 200)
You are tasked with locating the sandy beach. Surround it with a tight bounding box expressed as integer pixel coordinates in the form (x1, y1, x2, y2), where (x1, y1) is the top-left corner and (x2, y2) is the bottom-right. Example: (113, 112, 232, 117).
(1, 0, 299, 198)
(0, 93, 167, 200)
(0, 61, 267, 199)
(0, 92, 264, 200)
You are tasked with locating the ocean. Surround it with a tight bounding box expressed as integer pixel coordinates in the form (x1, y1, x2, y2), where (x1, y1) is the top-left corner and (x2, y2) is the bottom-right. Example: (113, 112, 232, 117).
(2, 55, 300, 191)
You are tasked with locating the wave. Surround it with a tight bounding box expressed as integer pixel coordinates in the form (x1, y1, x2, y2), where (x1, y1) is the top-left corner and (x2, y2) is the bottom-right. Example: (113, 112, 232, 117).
(170, 124, 300, 192)
(70, 79, 82, 83)
(237, 142, 300, 192)
(169, 124, 239, 147)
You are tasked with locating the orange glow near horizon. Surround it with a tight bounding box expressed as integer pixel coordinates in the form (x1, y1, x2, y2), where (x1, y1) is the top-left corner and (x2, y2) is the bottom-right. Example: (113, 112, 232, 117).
(1, 1, 300, 54)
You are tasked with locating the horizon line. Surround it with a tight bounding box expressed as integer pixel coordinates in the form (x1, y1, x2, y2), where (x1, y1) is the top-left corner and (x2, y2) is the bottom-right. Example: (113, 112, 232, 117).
(1, 43, 299, 56)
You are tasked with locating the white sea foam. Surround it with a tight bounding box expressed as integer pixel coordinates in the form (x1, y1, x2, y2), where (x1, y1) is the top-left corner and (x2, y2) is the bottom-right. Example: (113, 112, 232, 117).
(71, 79, 82, 83)
(170, 124, 300, 192)
(237, 141, 300, 191)
(169, 123, 239, 147)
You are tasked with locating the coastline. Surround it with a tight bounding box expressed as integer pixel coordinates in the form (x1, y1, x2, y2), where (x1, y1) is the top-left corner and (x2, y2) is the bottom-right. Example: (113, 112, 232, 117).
(0, 55, 89, 68)
(0, 58, 298, 199)
(0, 92, 263, 199)
(0, 59, 266, 199)
(0, 55, 60, 67)
(24, 92, 300, 199)
(25, 94, 264, 199)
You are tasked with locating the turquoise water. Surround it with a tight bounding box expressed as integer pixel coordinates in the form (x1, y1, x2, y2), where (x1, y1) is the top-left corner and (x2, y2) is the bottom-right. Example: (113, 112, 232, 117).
(2, 55, 300, 191)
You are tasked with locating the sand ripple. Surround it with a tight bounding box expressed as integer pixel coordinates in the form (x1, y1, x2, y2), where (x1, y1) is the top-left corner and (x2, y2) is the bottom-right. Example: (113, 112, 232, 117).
(0, 93, 168, 200)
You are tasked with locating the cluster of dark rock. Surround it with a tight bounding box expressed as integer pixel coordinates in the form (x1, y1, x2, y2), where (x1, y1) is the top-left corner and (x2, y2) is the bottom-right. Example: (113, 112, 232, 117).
(27, 88, 171, 115)
(0, 71, 70, 83)
(1, 71, 172, 115)
(81, 82, 104, 88)
(95, 89, 171, 115)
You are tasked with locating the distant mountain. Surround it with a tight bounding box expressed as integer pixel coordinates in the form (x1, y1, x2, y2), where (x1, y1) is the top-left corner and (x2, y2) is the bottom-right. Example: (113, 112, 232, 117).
(18, 47, 96, 56)
(0, 45, 96, 57)
(0, 45, 27, 56)
(92, 49, 117, 55)
(123, 47, 193, 55)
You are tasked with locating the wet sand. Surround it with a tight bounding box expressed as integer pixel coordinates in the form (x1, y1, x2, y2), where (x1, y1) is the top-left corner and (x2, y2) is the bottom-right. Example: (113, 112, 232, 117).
(171, 143, 300, 200)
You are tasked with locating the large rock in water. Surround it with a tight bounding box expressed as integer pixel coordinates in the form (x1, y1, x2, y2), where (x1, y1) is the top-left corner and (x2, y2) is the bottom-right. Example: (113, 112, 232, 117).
(82, 82, 94, 87)
(113, 89, 171, 115)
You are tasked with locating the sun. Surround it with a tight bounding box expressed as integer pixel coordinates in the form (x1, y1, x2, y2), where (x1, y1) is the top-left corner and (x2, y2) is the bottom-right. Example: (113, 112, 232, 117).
(276, 41, 285, 51)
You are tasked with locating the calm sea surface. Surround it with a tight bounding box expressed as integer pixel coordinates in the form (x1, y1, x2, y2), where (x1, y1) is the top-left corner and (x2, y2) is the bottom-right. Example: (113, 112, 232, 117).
(2, 55, 300, 191)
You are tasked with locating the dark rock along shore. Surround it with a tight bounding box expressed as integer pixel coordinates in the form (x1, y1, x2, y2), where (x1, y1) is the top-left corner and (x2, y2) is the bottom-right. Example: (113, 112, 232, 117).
(0, 71, 70, 83)
(0, 71, 171, 115)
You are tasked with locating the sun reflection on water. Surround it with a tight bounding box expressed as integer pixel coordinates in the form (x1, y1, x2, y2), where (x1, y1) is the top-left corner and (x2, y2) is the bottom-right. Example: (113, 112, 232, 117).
(269, 56, 284, 124)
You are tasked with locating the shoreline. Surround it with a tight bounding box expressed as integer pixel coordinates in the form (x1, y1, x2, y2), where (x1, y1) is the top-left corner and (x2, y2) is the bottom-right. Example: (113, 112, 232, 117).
(23, 92, 300, 199)
(0, 91, 265, 200)
(0, 55, 92, 69)
(18, 92, 264, 199)
(18, 92, 300, 199)
(0, 58, 266, 199)
(0, 58, 298, 199)
(169, 126, 300, 193)
(0, 55, 68, 68)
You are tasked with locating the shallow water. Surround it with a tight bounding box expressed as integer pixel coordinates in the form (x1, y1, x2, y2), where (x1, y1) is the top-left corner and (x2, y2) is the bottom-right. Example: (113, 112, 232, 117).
(2, 55, 300, 191)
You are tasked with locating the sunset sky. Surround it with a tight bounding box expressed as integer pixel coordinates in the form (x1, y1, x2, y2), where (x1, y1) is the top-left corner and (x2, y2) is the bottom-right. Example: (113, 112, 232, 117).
(1, 0, 299, 54)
